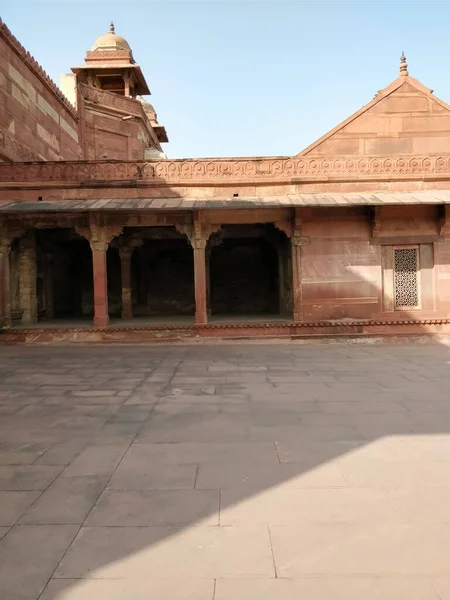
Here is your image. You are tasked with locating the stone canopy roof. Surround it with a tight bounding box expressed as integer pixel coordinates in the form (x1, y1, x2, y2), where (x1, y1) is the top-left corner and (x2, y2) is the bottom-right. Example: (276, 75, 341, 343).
(1, 191, 450, 213)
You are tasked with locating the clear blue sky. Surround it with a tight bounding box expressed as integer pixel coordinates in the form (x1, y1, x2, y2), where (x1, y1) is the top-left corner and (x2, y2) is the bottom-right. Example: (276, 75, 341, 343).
(2, 0, 450, 159)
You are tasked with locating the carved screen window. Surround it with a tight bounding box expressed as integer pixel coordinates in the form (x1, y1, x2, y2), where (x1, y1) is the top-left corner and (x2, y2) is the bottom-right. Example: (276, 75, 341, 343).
(393, 246, 420, 309)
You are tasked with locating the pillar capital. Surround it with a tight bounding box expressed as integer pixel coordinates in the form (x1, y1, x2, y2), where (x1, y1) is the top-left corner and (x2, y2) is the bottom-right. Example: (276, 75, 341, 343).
(176, 223, 221, 250)
(76, 223, 123, 252)
(118, 245, 133, 259)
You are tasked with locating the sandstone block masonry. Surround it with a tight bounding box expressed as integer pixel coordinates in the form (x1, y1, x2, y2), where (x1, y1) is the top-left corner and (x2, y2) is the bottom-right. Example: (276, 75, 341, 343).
(0, 20, 81, 162)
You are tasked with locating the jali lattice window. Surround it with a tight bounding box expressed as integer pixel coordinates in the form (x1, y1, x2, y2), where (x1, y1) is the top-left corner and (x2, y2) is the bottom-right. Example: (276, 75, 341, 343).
(394, 247, 420, 309)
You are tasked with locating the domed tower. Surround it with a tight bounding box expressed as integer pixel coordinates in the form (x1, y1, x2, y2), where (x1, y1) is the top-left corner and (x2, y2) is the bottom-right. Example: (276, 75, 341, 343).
(60, 23, 168, 159)
(70, 22, 150, 97)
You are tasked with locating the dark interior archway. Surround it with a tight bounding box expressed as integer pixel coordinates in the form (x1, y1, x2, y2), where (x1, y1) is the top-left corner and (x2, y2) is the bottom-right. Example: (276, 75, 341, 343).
(36, 229, 92, 321)
(130, 229, 195, 318)
(209, 225, 285, 317)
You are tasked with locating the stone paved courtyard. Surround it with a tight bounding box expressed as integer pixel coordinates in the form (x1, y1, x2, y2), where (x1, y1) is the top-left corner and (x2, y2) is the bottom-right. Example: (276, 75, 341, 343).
(2, 342, 450, 599)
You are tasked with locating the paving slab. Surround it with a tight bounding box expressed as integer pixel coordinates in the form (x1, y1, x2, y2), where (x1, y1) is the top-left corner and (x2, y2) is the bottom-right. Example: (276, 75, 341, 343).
(0, 491, 41, 525)
(269, 522, 450, 576)
(85, 489, 220, 526)
(55, 525, 275, 579)
(0, 524, 78, 600)
(128, 441, 279, 464)
(19, 476, 108, 524)
(215, 578, 440, 600)
(108, 461, 196, 490)
(0, 465, 62, 490)
(62, 444, 129, 477)
(39, 578, 215, 600)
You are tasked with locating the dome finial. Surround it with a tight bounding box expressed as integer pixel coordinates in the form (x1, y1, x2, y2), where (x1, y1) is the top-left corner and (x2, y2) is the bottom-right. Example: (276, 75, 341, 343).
(109, 21, 115, 34)
(400, 51, 408, 76)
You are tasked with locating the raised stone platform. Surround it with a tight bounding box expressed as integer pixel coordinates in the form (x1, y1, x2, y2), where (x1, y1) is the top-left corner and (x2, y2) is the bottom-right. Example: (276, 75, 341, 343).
(3, 318, 450, 344)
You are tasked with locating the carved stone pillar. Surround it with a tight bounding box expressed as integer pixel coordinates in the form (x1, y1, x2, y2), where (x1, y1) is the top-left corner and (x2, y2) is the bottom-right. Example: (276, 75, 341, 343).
(76, 220, 122, 327)
(119, 246, 133, 320)
(92, 243, 109, 326)
(176, 217, 220, 325)
(0, 238, 11, 328)
(19, 231, 38, 325)
(193, 240, 208, 324)
(291, 237, 302, 321)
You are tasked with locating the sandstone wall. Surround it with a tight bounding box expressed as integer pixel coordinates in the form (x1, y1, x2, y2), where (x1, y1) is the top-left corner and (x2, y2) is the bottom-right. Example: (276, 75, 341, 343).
(302, 209, 381, 320)
(0, 21, 81, 162)
(78, 85, 160, 161)
(82, 109, 148, 161)
(301, 205, 443, 321)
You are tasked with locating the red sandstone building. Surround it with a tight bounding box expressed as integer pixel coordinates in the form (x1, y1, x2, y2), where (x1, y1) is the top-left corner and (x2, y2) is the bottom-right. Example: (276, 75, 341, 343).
(1, 20, 450, 342)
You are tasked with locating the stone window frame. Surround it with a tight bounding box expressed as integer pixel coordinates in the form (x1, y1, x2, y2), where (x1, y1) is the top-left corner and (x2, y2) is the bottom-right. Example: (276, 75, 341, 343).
(392, 244, 421, 311)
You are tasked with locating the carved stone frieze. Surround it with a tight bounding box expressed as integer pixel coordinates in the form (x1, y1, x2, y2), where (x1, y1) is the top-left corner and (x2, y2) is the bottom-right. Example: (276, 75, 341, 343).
(2, 154, 450, 185)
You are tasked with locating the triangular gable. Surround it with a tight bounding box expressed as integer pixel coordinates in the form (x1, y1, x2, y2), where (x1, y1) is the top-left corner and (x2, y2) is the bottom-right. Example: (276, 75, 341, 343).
(297, 72, 450, 157)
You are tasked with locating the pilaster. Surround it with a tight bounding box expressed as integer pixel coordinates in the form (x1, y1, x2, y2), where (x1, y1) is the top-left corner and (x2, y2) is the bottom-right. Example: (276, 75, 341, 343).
(19, 231, 38, 325)
(291, 209, 310, 322)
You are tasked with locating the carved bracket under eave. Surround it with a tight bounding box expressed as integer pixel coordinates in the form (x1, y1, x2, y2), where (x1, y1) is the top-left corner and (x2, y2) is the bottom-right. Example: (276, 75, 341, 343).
(175, 223, 221, 250)
(274, 221, 293, 238)
(75, 214, 123, 251)
(439, 204, 450, 236)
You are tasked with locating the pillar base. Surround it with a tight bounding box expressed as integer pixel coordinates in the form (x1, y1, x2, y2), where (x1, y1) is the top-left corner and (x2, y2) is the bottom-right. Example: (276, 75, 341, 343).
(195, 311, 207, 325)
(94, 316, 109, 327)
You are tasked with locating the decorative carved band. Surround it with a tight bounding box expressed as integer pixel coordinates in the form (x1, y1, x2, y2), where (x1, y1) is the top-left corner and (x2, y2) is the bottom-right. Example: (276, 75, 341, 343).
(2, 155, 450, 184)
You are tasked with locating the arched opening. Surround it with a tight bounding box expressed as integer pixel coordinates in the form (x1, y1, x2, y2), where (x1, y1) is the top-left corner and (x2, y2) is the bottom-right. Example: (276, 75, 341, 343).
(209, 224, 291, 319)
(128, 228, 195, 320)
(36, 228, 93, 322)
